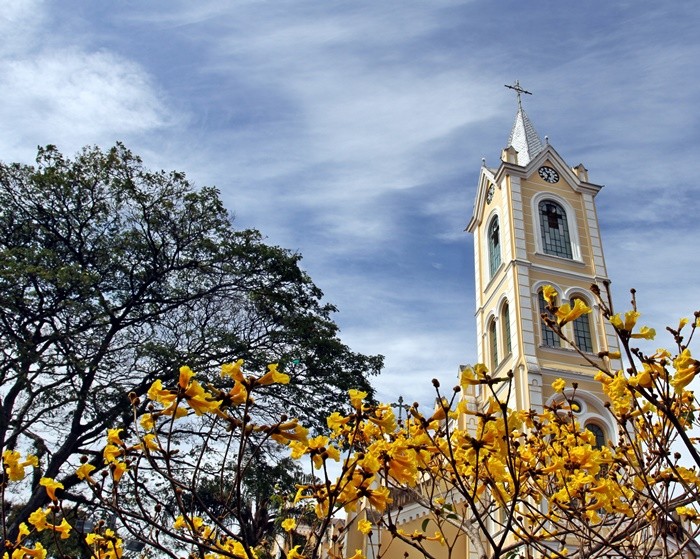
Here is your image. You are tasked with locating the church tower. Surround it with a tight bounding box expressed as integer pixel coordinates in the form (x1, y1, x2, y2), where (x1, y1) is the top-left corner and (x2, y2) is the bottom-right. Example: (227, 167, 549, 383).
(466, 83, 620, 439)
(342, 85, 627, 559)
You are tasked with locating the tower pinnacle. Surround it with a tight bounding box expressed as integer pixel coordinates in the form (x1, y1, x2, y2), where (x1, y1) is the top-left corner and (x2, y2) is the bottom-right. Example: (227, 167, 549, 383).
(504, 81, 543, 166)
(504, 80, 532, 110)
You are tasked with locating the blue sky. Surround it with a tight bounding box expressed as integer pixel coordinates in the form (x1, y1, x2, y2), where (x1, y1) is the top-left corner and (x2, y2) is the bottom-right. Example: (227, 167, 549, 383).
(1, 1, 698, 409)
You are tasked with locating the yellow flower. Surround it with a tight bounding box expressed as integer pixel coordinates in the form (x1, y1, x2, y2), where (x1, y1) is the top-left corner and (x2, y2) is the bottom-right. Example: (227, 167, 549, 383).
(542, 285, 558, 305)
(103, 444, 123, 463)
(357, 519, 372, 535)
(184, 380, 222, 415)
(147, 379, 177, 407)
(178, 365, 195, 389)
(287, 545, 305, 559)
(301, 435, 340, 469)
(676, 506, 700, 523)
(39, 478, 63, 502)
(369, 406, 397, 432)
(218, 539, 249, 559)
(85, 529, 123, 559)
(610, 310, 639, 332)
(51, 518, 72, 540)
(77, 463, 96, 481)
(107, 428, 124, 446)
(288, 440, 307, 460)
(367, 486, 392, 512)
(349, 389, 368, 409)
(270, 419, 308, 445)
(139, 413, 155, 431)
(17, 523, 30, 541)
(630, 326, 656, 340)
(347, 550, 365, 559)
(281, 518, 296, 532)
(428, 398, 449, 423)
(28, 508, 48, 531)
(552, 378, 566, 393)
(12, 543, 46, 559)
(112, 461, 127, 482)
(326, 411, 351, 431)
(110, 462, 126, 483)
(143, 433, 160, 451)
(293, 485, 310, 504)
(2, 450, 38, 482)
(671, 349, 698, 394)
(221, 359, 245, 382)
(460, 366, 481, 387)
(256, 363, 290, 386)
(228, 382, 248, 405)
(474, 363, 489, 378)
(555, 299, 591, 326)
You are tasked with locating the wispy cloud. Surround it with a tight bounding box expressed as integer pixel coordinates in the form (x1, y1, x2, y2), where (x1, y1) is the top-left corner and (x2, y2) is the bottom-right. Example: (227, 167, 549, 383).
(0, 4, 173, 162)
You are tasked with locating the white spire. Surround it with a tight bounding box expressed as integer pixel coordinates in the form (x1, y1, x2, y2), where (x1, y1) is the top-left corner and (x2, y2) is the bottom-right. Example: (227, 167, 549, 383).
(507, 106, 544, 166)
(504, 81, 544, 166)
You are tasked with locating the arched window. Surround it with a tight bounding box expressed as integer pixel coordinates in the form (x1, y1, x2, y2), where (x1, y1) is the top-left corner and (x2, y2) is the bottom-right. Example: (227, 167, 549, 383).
(585, 423, 606, 449)
(488, 318, 498, 370)
(538, 290, 560, 348)
(539, 200, 573, 259)
(502, 302, 512, 356)
(488, 216, 501, 278)
(571, 296, 593, 353)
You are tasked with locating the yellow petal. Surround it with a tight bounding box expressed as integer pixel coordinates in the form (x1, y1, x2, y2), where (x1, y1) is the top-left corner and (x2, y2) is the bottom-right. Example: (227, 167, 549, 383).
(77, 463, 96, 481)
(221, 359, 245, 382)
(542, 285, 558, 305)
(256, 363, 290, 386)
(552, 378, 566, 393)
(39, 478, 63, 502)
(178, 365, 195, 389)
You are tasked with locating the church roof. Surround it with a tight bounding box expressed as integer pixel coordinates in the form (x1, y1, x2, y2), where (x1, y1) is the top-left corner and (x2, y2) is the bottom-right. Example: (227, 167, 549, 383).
(507, 106, 544, 166)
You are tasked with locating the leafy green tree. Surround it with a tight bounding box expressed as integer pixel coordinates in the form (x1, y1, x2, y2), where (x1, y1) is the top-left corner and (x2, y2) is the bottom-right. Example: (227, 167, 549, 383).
(0, 144, 381, 542)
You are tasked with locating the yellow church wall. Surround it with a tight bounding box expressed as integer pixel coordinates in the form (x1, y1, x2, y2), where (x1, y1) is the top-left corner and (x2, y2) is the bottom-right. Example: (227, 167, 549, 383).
(474, 266, 519, 374)
(370, 503, 474, 559)
(345, 513, 369, 556)
(536, 350, 600, 376)
(517, 167, 595, 277)
(540, 374, 606, 402)
(475, 180, 507, 303)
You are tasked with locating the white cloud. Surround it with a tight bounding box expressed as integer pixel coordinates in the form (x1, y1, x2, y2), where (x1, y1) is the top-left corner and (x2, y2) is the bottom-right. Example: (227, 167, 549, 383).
(0, 0, 47, 57)
(0, 49, 172, 162)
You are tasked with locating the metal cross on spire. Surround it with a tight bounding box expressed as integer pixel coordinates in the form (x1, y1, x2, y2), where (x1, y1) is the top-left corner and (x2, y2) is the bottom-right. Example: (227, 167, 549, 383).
(505, 80, 532, 110)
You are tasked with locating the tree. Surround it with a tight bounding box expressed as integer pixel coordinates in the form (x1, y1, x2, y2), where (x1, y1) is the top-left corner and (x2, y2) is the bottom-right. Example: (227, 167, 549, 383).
(0, 144, 381, 545)
(57, 284, 698, 559)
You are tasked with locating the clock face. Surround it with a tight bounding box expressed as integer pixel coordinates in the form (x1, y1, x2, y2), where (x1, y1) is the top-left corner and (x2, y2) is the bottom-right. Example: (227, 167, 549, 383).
(538, 166, 560, 183)
(486, 184, 494, 204)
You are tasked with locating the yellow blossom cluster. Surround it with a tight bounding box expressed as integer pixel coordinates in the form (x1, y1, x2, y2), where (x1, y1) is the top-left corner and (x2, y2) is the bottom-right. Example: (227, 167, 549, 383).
(0, 453, 68, 559)
(1, 504, 74, 559)
(73, 360, 296, 559)
(2, 450, 38, 482)
(85, 528, 124, 559)
(74, 295, 700, 559)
